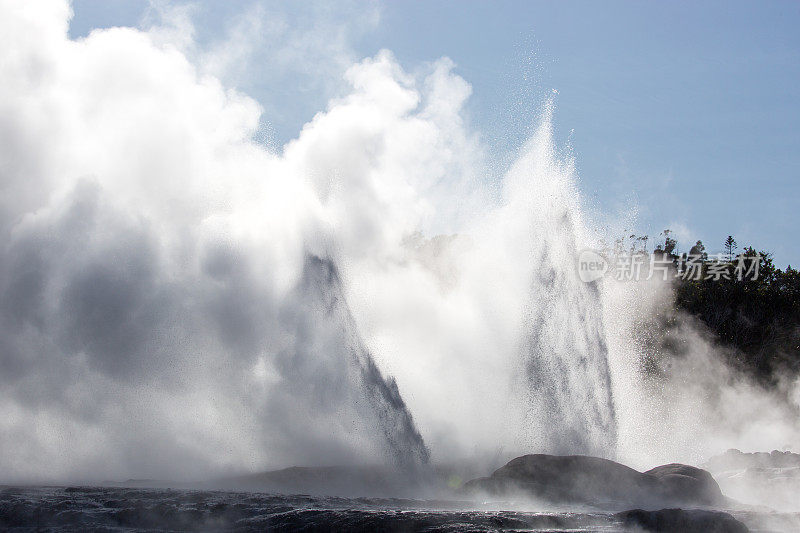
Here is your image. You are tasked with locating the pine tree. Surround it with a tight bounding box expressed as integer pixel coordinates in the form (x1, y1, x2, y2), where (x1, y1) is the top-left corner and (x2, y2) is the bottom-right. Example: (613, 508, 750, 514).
(725, 235, 737, 262)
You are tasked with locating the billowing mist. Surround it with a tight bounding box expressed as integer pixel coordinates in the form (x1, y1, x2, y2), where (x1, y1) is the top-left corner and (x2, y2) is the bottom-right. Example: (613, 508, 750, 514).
(1, 0, 798, 506)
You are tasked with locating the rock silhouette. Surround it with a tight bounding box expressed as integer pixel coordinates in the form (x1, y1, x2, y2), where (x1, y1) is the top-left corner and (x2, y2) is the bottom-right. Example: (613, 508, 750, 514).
(615, 508, 748, 533)
(463, 454, 726, 509)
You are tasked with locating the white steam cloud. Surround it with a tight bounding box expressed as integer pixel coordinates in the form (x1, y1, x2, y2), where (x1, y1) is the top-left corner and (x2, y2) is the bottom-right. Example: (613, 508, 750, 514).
(1, 0, 798, 504)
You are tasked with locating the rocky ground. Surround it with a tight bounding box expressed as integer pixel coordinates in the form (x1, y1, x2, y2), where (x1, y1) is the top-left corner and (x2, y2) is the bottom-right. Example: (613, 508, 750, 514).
(4, 452, 799, 531)
(461, 454, 727, 510)
(703, 449, 800, 512)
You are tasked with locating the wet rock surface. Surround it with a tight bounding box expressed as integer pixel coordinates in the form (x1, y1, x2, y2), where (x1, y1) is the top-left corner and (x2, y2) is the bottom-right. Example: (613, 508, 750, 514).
(0, 486, 712, 532)
(615, 508, 748, 533)
(462, 454, 726, 509)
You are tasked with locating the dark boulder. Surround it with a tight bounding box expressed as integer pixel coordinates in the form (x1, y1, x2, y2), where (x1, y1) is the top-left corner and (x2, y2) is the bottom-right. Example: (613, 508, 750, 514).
(616, 508, 748, 533)
(644, 463, 723, 506)
(462, 454, 727, 510)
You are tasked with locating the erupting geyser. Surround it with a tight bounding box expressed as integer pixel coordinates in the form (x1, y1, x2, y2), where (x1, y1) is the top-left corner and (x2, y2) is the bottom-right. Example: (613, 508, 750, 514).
(519, 224, 617, 457)
(1, 4, 799, 507)
(282, 254, 429, 469)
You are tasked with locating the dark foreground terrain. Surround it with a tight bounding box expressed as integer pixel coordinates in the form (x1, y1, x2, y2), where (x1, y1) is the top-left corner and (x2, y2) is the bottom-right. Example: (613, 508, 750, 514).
(3, 485, 795, 532)
(2, 486, 613, 532)
(3, 453, 800, 532)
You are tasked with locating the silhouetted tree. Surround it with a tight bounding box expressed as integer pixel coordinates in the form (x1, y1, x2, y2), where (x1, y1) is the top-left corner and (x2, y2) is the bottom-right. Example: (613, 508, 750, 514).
(725, 235, 737, 261)
(688, 240, 706, 261)
(662, 229, 677, 256)
(674, 242, 800, 384)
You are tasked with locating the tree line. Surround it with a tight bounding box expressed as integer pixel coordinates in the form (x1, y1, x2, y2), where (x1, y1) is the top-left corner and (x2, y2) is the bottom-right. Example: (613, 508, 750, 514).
(650, 230, 800, 384)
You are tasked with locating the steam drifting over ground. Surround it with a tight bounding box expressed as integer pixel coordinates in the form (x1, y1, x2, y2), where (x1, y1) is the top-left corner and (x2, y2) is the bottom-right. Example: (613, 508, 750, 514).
(1, 0, 799, 510)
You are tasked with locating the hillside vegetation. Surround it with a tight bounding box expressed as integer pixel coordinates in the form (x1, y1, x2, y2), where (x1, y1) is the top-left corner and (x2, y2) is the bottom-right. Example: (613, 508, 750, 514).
(654, 233, 800, 384)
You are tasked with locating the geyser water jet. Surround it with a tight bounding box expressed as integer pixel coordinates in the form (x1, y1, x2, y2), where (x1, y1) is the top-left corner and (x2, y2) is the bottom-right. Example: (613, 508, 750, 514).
(1, 3, 799, 498)
(282, 254, 429, 469)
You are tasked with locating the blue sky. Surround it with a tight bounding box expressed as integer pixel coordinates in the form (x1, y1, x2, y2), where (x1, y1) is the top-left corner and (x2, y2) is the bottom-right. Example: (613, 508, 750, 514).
(70, 0, 800, 266)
